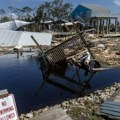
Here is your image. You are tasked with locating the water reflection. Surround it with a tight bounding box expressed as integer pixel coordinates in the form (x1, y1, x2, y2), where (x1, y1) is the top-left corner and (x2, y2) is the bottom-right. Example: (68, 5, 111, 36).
(36, 57, 97, 96)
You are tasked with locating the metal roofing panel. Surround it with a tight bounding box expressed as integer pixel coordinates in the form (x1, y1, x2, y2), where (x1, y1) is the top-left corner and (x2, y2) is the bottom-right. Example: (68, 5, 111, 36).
(0, 30, 52, 47)
(15, 20, 33, 28)
(18, 32, 52, 46)
(0, 21, 17, 30)
(0, 20, 33, 30)
(81, 4, 110, 12)
(0, 31, 22, 47)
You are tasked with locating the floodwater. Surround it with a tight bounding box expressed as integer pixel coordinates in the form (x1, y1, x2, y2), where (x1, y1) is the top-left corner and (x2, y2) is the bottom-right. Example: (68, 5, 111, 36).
(0, 53, 120, 114)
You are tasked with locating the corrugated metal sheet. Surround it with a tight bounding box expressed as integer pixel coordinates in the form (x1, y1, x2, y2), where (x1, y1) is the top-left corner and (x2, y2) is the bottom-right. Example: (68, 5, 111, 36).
(15, 20, 33, 28)
(0, 21, 16, 30)
(0, 20, 33, 30)
(0, 30, 52, 47)
(18, 32, 52, 46)
(0, 31, 22, 46)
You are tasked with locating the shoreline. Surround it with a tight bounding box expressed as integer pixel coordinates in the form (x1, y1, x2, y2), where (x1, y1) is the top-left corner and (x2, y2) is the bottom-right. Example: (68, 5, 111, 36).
(19, 82, 120, 120)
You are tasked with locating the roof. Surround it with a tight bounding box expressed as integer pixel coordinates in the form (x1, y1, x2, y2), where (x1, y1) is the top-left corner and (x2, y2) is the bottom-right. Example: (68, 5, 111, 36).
(81, 4, 111, 12)
(0, 30, 52, 47)
(0, 20, 33, 31)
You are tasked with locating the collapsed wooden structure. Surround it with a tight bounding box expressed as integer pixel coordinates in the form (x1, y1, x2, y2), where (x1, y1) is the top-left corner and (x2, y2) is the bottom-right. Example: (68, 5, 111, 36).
(31, 16, 119, 93)
(31, 29, 101, 93)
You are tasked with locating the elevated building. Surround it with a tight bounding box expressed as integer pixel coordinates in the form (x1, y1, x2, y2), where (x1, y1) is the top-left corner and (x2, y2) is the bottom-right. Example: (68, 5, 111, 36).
(71, 4, 118, 34)
(71, 4, 111, 19)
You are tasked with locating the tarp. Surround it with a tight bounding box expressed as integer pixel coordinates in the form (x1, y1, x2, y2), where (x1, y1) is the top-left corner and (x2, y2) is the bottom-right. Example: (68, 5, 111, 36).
(0, 20, 33, 30)
(0, 30, 52, 47)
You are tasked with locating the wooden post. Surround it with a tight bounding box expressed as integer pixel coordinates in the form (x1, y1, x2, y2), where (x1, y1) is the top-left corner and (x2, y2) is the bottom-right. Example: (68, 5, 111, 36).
(0, 89, 8, 98)
(64, 23, 70, 32)
(108, 19, 111, 34)
(100, 19, 102, 34)
(31, 35, 43, 53)
(115, 18, 117, 34)
(97, 18, 99, 34)
(20, 50, 23, 56)
(80, 34, 95, 60)
(102, 19, 105, 34)
(17, 51, 19, 58)
(106, 19, 108, 34)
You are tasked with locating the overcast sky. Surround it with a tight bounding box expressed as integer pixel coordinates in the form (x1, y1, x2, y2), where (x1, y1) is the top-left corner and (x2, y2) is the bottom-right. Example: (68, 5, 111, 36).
(0, 0, 120, 13)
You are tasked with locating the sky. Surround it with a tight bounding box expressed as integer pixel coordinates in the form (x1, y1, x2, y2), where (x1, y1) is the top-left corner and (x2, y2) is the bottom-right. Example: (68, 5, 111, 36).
(0, 0, 120, 14)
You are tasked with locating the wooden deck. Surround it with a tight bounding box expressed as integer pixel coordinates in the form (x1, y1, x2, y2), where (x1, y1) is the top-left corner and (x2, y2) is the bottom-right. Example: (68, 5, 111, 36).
(31, 106, 73, 120)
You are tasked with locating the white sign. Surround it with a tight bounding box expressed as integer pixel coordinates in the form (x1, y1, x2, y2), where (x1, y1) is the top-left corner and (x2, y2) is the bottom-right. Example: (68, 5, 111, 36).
(0, 94, 19, 120)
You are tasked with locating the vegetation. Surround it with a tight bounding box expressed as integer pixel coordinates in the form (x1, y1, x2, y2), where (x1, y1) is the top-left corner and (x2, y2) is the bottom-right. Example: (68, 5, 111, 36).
(36, 0, 73, 31)
(36, 0, 72, 21)
(0, 0, 73, 31)
(68, 100, 104, 120)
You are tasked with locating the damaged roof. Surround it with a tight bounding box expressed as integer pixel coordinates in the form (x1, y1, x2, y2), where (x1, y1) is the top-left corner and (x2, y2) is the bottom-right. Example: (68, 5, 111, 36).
(0, 20, 33, 31)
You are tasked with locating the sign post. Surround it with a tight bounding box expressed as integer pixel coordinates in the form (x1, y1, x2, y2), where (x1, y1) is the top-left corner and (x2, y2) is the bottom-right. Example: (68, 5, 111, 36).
(0, 89, 19, 120)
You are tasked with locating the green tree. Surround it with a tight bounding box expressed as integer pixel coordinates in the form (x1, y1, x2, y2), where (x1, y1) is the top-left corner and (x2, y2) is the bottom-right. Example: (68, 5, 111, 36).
(36, 0, 73, 31)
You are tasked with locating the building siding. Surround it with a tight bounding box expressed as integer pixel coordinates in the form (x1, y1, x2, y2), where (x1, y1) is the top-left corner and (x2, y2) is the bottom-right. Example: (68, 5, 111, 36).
(71, 4, 111, 20)
(71, 5, 91, 20)
(91, 11, 111, 17)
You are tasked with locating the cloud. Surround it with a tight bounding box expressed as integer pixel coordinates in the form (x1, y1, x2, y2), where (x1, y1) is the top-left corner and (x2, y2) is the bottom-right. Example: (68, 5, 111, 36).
(113, 0, 120, 6)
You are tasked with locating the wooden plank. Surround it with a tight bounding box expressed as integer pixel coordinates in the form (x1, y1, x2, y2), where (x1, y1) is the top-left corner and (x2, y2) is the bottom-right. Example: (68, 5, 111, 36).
(114, 99, 120, 102)
(31, 106, 73, 120)
(92, 67, 118, 71)
(31, 36, 43, 53)
(115, 95, 120, 99)
(104, 33, 120, 37)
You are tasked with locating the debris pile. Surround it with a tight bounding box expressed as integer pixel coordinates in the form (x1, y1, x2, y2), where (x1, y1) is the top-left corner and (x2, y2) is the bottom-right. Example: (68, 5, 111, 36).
(51, 34, 120, 68)
(91, 38, 120, 67)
